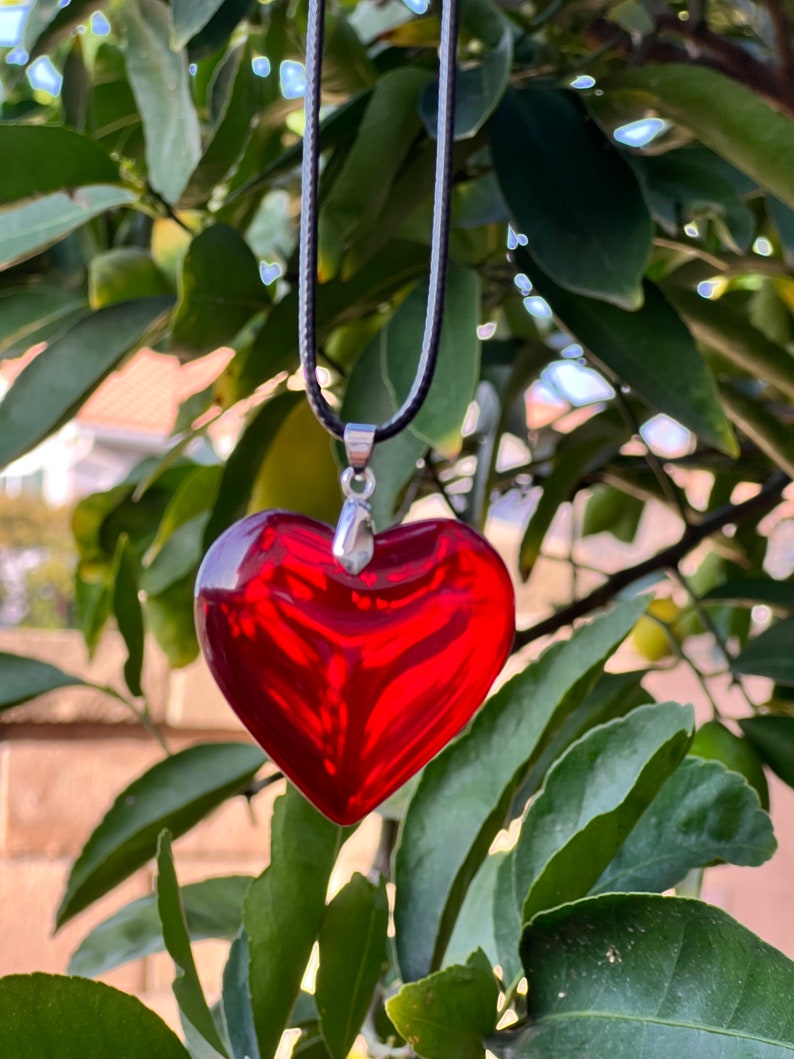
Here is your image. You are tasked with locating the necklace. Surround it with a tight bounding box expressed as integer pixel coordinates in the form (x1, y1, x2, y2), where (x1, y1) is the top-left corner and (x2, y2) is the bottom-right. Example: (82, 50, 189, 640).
(195, 0, 515, 825)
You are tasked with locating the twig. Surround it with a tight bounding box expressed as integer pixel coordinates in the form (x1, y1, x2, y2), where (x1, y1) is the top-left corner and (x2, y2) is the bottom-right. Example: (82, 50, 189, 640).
(512, 471, 789, 651)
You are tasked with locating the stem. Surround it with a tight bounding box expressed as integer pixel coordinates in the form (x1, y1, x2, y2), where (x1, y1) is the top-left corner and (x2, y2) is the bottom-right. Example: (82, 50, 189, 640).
(512, 472, 789, 651)
(90, 682, 171, 753)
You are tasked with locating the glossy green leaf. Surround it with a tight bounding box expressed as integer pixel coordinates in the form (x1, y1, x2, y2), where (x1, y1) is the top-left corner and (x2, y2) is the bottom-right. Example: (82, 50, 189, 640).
(719, 383, 794, 479)
(611, 64, 794, 209)
(146, 574, 200, 667)
(148, 465, 223, 563)
(234, 240, 429, 402)
(394, 597, 647, 982)
(386, 949, 498, 1059)
(221, 932, 259, 1059)
(581, 484, 644, 544)
(57, 743, 266, 926)
(318, 68, 431, 279)
(0, 186, 137, 270)
(0, 285, 86, 358)
(203, 391, 302, 548)
(666, 289, 794, 404)
(690, 720, 770, 810)
(515, 250, 737, 455)
(116, 0, 202, 203)
(111, 535, 145, 698)
(88, 43, 145, 162)
(505, 894, 794, 1056)
(142, 514, 210, 595)
(156, 832, 229, 1056)
(703, 577, 794, 612)
(592, 756, 775, 895)
(385, 267, 481, 457)
(0, 297, 171, 471)
(171, 224, 266, 356)
(0, 651, 87, 712)
(172, 0, 226, 48)
(444, 852, 505, 970)
(89, 248, 174, 310)
(496, 701, 692, 981)
(0, 125, 119, 206)
(186, 0, 252, 61)
(243, 785, 346, 1059)
(69, 875, 253, 978)
(734, 620, 794, 685)
(740, 715, 794, 787)
(421, 23, 512, 139)
(181, 45, 266, 208)
(0, 974, 190, 1058)
(316, 874, 389, 1059)
(491, 87, 651, 309)
(632, 147, 755, 252)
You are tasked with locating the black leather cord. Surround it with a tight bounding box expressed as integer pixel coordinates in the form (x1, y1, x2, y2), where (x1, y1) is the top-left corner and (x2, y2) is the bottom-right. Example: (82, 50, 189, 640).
(299, 0, 459, 442)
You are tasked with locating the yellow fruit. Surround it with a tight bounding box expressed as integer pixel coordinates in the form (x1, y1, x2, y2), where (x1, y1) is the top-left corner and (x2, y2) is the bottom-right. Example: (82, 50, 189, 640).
(631, 598, 682, 661)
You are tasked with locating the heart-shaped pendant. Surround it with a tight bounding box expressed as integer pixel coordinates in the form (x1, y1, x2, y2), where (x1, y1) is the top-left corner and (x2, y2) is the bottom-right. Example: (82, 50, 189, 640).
(195, 512, 515, 824)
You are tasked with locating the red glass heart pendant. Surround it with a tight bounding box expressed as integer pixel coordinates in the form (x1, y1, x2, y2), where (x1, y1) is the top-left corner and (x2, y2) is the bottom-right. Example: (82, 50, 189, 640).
(195, 512, 515, 824)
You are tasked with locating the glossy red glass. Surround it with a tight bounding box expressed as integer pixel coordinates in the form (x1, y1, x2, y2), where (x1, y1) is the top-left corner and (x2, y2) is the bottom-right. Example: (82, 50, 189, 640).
(195, 512, 515, 824)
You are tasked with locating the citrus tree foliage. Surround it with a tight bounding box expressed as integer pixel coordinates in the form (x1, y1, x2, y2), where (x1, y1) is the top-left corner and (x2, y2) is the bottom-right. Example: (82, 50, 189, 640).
(1, 0, 794, 1054)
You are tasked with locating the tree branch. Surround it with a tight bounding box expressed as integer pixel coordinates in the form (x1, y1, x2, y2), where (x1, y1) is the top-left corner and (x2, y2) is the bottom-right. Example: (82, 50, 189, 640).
(512, 471, 789, 652)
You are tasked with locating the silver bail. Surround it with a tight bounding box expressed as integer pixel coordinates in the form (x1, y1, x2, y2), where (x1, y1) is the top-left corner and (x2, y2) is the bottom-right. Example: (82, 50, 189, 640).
(333, 425, 377, 576)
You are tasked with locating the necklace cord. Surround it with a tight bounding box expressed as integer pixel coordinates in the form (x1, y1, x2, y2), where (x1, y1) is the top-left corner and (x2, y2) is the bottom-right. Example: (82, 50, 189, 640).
(299, 0, 459, 444)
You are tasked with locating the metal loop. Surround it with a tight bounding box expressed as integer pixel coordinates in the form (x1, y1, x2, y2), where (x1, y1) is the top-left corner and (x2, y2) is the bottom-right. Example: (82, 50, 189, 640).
(299, 0, 459, 444)
(343, 423, 376, 471)
(340, 466, 376, 501)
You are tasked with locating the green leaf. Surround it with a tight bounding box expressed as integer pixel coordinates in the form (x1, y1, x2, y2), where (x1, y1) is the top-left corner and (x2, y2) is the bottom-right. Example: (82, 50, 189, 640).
(666, 289, 794, 404)
(0, 651, 87, 712)
(690, 719, 770, 810)
(385, 267, 481, 458)
(703, 577, 794, 612)
(581, 485, 644, 544)
(734, 620, 794, 685)
(386, 949, 498, 1059)
(394, 596, 647, 982)
(610, 64, 794, 209)
(316, 874, 389, 1059)
(181, 44, 266, 208)
(234, 240, 429, 402)
(496, 701, 692, 981)
(421, 22, 512, 139)
(115, 0, 202, 203)
(593, 756, 775, 894)
(740, 715, 794, 788)
(0, 186, 137, 270)
(491, 87, 651, 309)
(719, 383, 794, 479)
(0, 285, 86, 358)
(186, 0, 252, 61)
(89, 248, 174, 310)
(172, 0, 227, 48)
(515, 250, 738, 455)
(0, 125, 120, 206)
(203, 391, 302, 548)
(507, 893, 794, 1056)
(444, 852, 505, 970)
(69, 875, 252, 978)
(146, 573, 200, 668)
(318, 68, 431, 279)
(221, 932, 259, 1059)
(148, 465, 223, 563)
(0, 974, 191, 1058)
(156, 831, 229, 1056)
(171, 224, 266, 356)
(0, 297, 172, 471)
(243, 785, 346, 1059)
(57, 743, 265, 927)
(111, 535, 145, 698)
